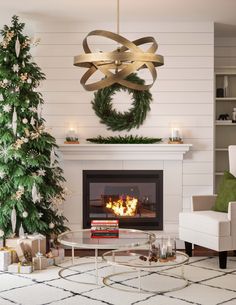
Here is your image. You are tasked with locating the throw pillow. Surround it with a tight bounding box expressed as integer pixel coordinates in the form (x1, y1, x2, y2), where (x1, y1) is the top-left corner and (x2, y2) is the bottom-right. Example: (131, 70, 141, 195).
(213, 171, 236, 212)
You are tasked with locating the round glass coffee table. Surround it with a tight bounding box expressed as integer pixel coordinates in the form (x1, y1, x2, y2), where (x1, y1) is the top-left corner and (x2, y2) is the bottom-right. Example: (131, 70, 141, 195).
(58, 229, 155, 285)
(102, 249, 189, 293)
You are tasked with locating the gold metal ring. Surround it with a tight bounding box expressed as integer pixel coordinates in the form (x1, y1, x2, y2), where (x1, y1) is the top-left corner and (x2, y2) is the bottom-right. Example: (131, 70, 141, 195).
(74, 30, 164, 91)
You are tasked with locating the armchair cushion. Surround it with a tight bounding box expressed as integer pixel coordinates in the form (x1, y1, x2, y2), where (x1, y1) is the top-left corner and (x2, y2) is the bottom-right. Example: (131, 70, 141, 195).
(213, 171, 236, 212)
(179, 211, 230, 237)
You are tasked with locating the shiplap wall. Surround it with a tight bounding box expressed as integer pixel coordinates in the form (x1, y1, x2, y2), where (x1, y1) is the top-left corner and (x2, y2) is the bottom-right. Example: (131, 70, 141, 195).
(215, 37, 236, 67)
(31, 21, 214, 219)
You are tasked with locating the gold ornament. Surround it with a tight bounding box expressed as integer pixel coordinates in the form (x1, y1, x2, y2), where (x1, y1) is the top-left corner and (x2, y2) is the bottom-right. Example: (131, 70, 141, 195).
(74, 0, 163, 91)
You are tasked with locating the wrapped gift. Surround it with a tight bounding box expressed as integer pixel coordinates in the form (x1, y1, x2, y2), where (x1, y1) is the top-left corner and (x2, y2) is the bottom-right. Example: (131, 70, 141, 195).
(51, 247, 65, 259)
(6, 234, 46, 257)
(33, 255, 48, 270)
(46, 257, 54, 266)
(0, 246, 18, 264)
(8, 263, 32, 274)
(0, 250, 11, 271)
(54, 256, 63, 265)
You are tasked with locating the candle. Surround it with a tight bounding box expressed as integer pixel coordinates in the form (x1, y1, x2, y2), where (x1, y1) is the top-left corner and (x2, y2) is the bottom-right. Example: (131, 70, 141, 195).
(167, 236, 173, 256)
(171, 128, 179, 140)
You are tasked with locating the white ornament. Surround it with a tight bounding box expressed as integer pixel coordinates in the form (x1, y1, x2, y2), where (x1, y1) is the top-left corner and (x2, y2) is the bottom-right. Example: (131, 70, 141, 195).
(19, 223, 25, 237)
(23, 138, 29, 143)
(32, 183, 40, 203)
(49, 222, 55, 229)
(29, 106, 37, 113)
(11, 207, 17, 234)
(15, 36, 21, 57)
(22, 211, 28, 218)
(50, 148, 56, 167)
(27, 78, 32, 84)
(38, 213, 43, 218)
(22, 118, 28, 124)
(0, 229, 4, 237)
(3, 79, 8, 84)
(12, 107, 17, 135)
(0, 230, 4, 238)
(22, 61, 25, 68)
(30, 117, 35, 126)
(26, 99, 30, 104)
(3, 104, 11, 113)
(0, 94, 3, 101)
(37, 104, 42, 120)
(37, 169, 46, 176)
(12, 64, 19, 73)
(0, 170, 5, 179)
(0, 144, 11, 163)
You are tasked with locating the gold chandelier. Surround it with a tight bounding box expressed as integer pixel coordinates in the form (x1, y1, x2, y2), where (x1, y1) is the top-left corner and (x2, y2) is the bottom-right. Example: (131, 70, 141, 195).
(74, 0, 164, 91)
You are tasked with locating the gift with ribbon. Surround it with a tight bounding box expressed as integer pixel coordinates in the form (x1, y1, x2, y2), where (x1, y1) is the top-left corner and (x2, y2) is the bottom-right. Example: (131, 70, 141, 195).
(8, 262, 33, 274)
(0, 249, 11, 271)
(0, 246, 18, 264)
(50, 247, 65, 259)
(6, 234, 46, 258)
(32, 254, 48, 270)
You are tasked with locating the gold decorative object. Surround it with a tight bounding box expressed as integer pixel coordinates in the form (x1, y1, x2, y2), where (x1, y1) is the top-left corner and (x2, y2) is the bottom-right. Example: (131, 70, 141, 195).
(74, 0, 164, 91)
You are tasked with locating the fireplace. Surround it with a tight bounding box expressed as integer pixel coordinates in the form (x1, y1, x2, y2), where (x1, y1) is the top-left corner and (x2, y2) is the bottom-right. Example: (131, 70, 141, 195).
(83, 170, 163, 230)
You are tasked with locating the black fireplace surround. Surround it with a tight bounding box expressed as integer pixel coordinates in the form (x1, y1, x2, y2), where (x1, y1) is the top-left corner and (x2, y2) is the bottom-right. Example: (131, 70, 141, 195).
(83, 170, 163, 230)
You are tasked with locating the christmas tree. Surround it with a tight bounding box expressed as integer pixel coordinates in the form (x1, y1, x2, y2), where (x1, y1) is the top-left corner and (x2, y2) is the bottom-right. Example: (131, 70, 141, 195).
(0, 16, 68, 239)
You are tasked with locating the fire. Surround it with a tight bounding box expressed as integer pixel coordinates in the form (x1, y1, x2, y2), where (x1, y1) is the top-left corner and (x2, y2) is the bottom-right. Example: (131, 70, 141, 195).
(106, 195, 138, 216)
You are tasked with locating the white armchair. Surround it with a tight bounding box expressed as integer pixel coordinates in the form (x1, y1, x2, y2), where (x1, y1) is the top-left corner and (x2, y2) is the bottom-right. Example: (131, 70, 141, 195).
(179, 145, 236, 269)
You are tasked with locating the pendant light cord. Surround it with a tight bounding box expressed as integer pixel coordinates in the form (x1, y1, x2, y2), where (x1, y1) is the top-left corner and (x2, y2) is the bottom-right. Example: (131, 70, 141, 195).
(117, 0, 120, 35)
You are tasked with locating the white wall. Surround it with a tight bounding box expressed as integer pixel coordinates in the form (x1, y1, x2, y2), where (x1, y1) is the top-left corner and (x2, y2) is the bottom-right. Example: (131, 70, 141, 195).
(215, 37, 236, 67)
(30, 21, 215, 226)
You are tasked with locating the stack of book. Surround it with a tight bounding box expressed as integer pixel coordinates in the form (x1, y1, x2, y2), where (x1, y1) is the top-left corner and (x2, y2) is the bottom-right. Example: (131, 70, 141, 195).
(91, 220, 119, 238)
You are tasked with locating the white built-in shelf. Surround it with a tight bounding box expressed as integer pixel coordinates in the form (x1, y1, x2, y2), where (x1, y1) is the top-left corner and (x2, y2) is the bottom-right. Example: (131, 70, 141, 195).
(215, 120, 236, 125)
(215, 97, 236, 101)
(215, 172, 224, 176)
(215, 148, 228, 152)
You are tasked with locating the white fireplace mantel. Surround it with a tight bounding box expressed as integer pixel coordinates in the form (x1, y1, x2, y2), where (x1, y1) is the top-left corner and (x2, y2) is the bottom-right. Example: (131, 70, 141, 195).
(60, 143, 192, 161)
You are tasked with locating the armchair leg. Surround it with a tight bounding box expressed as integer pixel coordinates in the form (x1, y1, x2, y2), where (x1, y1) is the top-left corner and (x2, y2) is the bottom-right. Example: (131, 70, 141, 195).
(185, 242, 192, 257)
(219, 251, 227, 269)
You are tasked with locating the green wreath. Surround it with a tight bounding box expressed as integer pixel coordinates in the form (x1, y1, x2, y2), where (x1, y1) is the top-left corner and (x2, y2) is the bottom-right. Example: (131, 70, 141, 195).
(91, 74, 152, 131)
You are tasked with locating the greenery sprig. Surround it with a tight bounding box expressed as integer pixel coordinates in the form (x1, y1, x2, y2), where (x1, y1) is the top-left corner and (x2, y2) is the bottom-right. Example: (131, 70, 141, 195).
(86, 135, 162, 144)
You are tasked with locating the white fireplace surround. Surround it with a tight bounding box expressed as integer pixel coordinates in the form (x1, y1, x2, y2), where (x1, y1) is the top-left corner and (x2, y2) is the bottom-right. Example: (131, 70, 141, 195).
(60, 143, 192, 237)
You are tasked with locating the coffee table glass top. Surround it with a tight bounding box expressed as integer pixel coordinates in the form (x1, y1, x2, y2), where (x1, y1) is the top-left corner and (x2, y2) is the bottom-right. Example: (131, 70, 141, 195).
(103, 249, 189, 268)
(58, 229, 155, 250)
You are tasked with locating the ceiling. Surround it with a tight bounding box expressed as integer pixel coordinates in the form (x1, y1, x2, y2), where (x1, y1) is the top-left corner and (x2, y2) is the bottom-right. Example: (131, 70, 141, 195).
(0, 0, 236, 36)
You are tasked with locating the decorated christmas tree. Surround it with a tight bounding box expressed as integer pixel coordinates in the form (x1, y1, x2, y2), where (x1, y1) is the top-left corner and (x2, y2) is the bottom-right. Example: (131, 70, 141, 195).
(0, 16, 68, 240)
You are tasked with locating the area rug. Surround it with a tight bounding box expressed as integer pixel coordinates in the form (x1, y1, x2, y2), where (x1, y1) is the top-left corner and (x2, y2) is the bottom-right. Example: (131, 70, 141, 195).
(0, 256, 236, 305)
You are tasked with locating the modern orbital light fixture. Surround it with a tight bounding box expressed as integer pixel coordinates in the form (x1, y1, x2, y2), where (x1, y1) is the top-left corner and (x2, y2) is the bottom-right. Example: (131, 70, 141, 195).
(74, 0, 164, 91)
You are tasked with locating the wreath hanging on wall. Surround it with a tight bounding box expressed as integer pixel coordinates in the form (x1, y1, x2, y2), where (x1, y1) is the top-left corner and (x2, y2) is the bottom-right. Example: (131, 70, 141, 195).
(91, 73, 153, 131)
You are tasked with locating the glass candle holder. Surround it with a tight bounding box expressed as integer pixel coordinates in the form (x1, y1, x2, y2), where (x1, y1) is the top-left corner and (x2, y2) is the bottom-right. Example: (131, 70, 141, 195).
(158, 237, 176, 262)
(65, 128, 79, 143)
(169, 128, 183, 144)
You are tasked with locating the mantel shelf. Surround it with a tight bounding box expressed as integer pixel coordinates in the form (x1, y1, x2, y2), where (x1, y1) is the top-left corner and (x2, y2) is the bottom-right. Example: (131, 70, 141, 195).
(59, 143, 192, 161)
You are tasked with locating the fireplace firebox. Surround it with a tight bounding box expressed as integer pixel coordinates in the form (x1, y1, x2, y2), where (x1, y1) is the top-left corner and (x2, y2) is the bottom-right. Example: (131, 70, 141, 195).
(83, 170, 163, 230)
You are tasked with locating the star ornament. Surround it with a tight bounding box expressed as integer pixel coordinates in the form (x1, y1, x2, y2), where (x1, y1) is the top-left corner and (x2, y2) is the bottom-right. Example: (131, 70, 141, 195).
(3, 104, 12, 113)
(37, 169, 46, 176)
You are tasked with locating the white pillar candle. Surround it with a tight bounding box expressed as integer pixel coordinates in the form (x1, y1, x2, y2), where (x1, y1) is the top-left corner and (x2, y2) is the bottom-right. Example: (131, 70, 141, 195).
(171, 128, 179, 139)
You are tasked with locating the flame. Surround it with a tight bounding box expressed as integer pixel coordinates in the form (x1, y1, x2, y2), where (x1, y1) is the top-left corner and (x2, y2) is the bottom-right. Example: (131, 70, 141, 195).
(106, 195, 138, 216)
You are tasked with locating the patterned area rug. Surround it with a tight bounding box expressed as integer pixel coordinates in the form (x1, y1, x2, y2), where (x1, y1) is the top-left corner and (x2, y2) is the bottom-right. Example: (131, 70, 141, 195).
(0, 256, 236, 305)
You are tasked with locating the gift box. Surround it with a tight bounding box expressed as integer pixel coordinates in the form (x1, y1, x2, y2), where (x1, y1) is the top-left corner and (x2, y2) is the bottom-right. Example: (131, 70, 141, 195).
(6, 235, 46, 257)
(46, 257, 54, 266)
(8, 263, 33, 274)
(0, 250, 11, 271)
(54, 256, 63, 265)
(33, 255, 48, 270)
(51, 247, 65, 259)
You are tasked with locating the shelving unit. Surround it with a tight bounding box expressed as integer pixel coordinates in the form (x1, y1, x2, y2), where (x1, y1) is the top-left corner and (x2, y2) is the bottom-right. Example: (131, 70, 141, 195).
(214, 70, 236, 191)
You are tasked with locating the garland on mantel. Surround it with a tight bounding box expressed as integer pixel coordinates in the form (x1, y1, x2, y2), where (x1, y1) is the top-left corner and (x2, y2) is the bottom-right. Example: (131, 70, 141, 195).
(86, 135, 162, 144)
